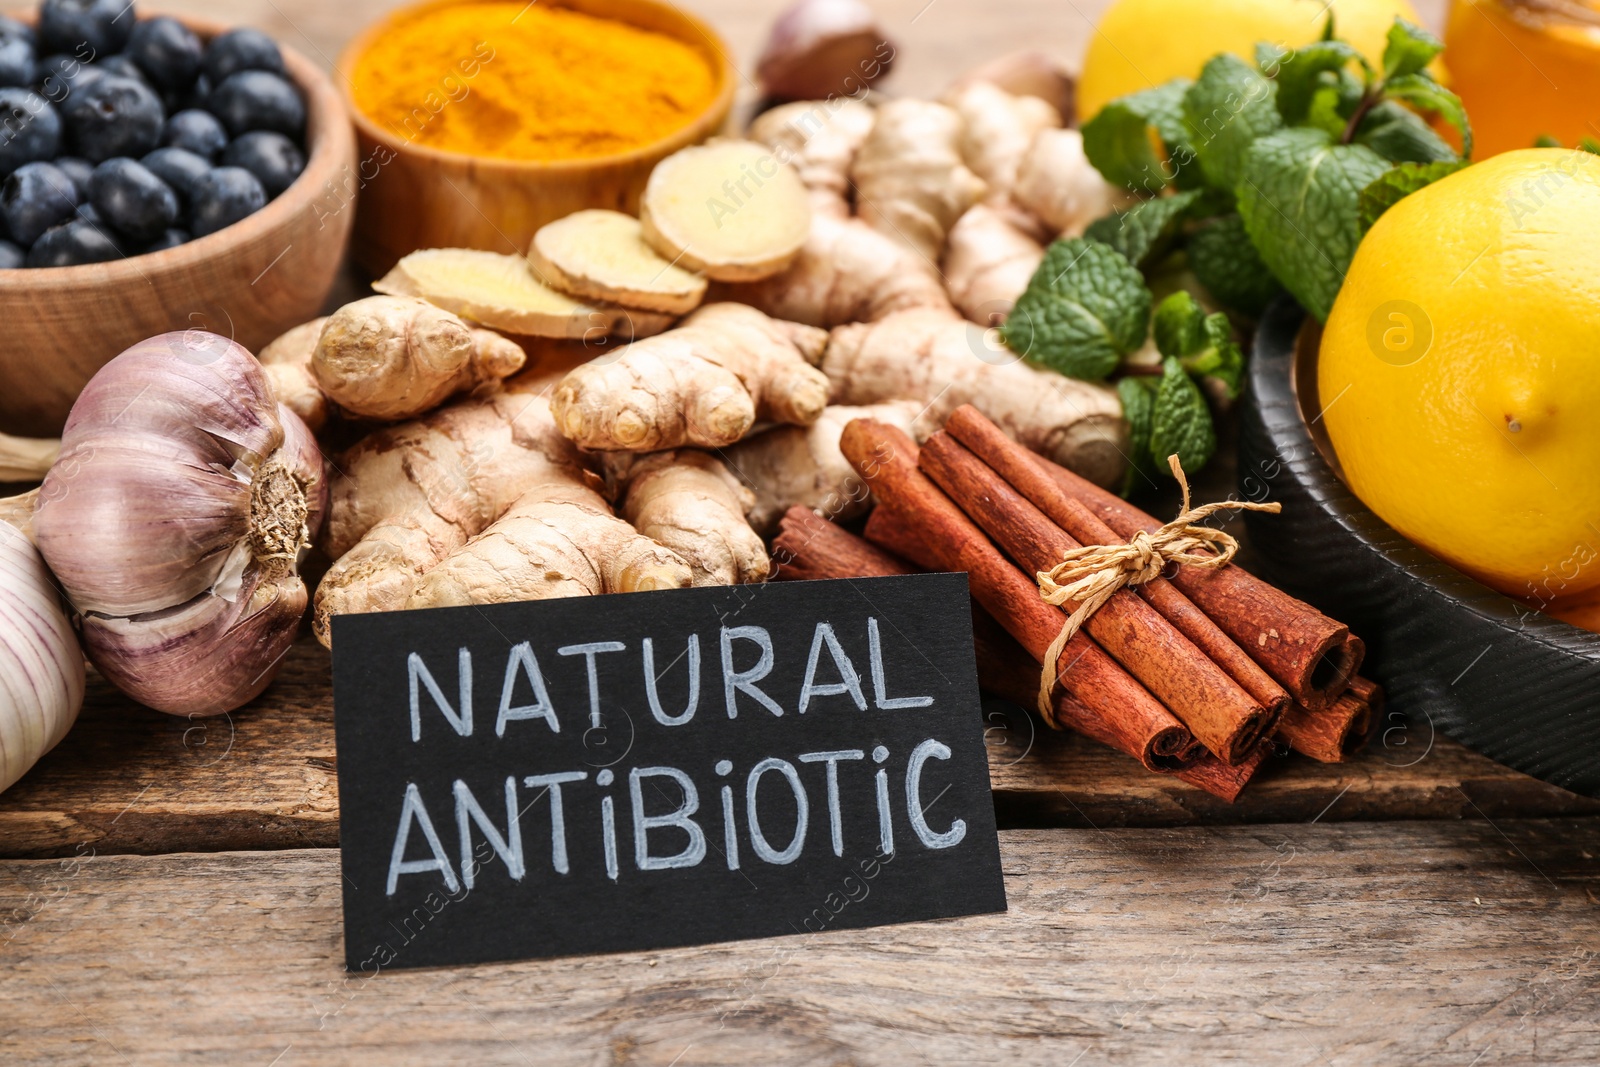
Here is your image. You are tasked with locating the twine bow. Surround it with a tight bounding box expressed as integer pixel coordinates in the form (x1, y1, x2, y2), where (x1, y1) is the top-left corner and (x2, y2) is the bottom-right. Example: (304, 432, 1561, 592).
(1035, 455, 1282, 716)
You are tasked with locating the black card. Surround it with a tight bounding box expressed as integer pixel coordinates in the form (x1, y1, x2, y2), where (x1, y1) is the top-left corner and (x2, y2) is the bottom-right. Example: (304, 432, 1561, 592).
(330, 573, 1006, 971)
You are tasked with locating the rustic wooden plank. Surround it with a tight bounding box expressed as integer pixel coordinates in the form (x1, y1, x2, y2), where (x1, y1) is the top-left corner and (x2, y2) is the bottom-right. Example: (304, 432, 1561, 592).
(1, 637, 1594, 858)
(1, 820, 1596, 1065)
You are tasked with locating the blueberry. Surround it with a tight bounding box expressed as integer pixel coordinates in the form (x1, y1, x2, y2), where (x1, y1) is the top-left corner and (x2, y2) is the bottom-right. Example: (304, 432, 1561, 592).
(33, 54, 102, 101)
(188, 165, 263, 237)
(139, 226, 187, 253)
(74, 199, 102, 225)
(221, 130, 303, 197)
(141, 145, 209, 202)
(162, 108, 226, 160)
(201, 28, 284, 85)
(39, 0, 136, 58)
(0, 89, 63, 178)
(0, 238, 22, 268)
(62, 75, 164, 162)
(27, 218, 122, 266)
(208, 70, 303, 137)
(0, 15, 34, 47)
(2, 162, 80, 246)
(54, 155, 94, 198)
(97, 55, 151, 86)
(0, 38, 31, 89)
(126, 17, 202, 92)
(89, 157, 177, 241)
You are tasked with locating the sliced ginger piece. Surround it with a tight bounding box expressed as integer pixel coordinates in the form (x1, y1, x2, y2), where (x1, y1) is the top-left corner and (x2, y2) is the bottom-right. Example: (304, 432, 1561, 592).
(375, 248, 676, 339)
(529, 210, 708, 315)
(640, 139, 812, 282)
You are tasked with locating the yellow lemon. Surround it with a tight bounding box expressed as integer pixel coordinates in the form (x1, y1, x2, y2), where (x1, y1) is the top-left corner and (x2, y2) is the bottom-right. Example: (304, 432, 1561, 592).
(1319, 148, 1600, 603)
(1078, 0, 1428, 121)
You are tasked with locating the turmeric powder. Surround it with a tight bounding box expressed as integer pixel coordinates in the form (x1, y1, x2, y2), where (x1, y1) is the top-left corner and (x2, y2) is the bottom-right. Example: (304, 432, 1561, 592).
(351, 2, 720, 162)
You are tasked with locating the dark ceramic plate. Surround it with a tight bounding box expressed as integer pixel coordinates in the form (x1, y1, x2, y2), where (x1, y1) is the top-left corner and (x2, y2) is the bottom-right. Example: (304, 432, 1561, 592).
(1238, 300, 1600, 798)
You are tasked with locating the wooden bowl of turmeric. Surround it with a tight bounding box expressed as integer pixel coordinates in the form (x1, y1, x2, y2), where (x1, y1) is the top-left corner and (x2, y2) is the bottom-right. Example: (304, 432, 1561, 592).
(338, 0, 738, 276)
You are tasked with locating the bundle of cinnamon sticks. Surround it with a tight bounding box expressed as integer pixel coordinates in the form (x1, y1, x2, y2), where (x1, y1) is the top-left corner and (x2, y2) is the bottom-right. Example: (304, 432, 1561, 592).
(771, 405, 1381, 802)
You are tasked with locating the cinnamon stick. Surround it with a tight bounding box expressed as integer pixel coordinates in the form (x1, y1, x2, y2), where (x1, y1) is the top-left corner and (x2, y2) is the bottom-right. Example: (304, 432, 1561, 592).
(773, 503, 1234, 791)
(1275, 692, 1370, 763)
(944, 405, 1292, 729)
(840, 419, 1196, 771)
(771, 506, 915, 581)
(1171, 737, 1278, 803)
(919, 431, 1272, 764)
(1030, 442, 1363, 710)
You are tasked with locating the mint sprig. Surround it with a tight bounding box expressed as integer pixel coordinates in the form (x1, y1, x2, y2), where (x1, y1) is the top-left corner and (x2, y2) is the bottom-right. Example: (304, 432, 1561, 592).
(1000, 239, 1152, 381)
(1152, 291, 1244, 397)
(1236, 128, 1389, 322)
(1183, 54, 1284, 197)
(1149, 357, 1217, 476)
(1357, 160, 1468, 231)
(1081, 80, 1193, 193)
(1083, 189, 1203, 267)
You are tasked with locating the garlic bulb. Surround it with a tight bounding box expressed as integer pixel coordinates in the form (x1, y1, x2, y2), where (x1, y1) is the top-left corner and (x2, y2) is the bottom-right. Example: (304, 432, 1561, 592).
(0, 519, 84, 794)
(34, 332, 326, 717)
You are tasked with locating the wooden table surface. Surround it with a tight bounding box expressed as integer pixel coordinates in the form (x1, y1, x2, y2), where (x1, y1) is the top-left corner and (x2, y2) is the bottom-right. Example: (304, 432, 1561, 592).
(9, 0, 1600, 1064)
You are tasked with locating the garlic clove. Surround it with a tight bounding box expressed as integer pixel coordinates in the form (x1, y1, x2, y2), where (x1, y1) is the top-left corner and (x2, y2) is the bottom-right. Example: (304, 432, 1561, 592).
(0, 521, 85, 794)
(80, 563, 308, 717)
(36, 440, 253, 616)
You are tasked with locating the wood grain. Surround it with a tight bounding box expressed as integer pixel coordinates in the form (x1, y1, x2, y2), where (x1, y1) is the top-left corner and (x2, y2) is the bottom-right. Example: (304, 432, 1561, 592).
(1, 637, 1593, 859)
(1, 821, 1596, 1065)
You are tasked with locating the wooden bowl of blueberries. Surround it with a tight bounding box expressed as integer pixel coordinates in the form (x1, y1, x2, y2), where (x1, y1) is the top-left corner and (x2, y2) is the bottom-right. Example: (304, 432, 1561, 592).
(0, 1, 356, 436)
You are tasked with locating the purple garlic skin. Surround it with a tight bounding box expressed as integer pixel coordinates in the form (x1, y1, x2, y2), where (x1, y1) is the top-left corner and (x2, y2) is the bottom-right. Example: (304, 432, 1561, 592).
(34, 332, 326, 717)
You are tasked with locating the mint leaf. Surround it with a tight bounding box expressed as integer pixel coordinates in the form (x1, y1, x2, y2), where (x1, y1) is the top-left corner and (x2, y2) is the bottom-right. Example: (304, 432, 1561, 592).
(1082, 80, 1193, 193)
(1187, 214, 1284, 317)
(1584, 138, 1600, 156)
(1188, 313, 1245, 397)
(1151, 292, 1243, 398)
(1153, 290, 1206, 358)
(1273, 40, 1368, 125)
(1357, 160, 1467, 231)
(1149, 356, 1216, 475)
(1383, 73, 1473, 158)
(1116, 376, 1161, 495)
(1083, 189, 1203, 267)
(1356, 99, 1458, 163)
(1534, 134, 1562, 148)
(1236, 127, 1390, 323)
(1183, 54, 1282, 196)
(1382, 18, 1443, 80)
(1001, 238, 1153, 380)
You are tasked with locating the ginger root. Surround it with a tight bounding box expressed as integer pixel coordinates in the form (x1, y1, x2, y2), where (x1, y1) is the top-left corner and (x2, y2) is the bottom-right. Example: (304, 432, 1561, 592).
(529, 209, 707, 315)
(747, 98, 876, 218)
(822, 307, 1129, 488)
(608, 451, 769, 586)
(376, 248, 676, 339)
(641, 140, 813, 282)
(942, 80, 1061, 197)
(724, 213, 952, 328)
(722, 401, 918, 534)
(850, 99, 988, 263)
(1012, 128, 1135, 237)
(947, 50, 1076, 126)
(406, 478, 693, 609)
(942, 204, 1047, 326)
(310, 296, 527, 422)
(551, 303, 829, 452)
(314, 376, 581, 643)
(259, 317, 330, 431)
